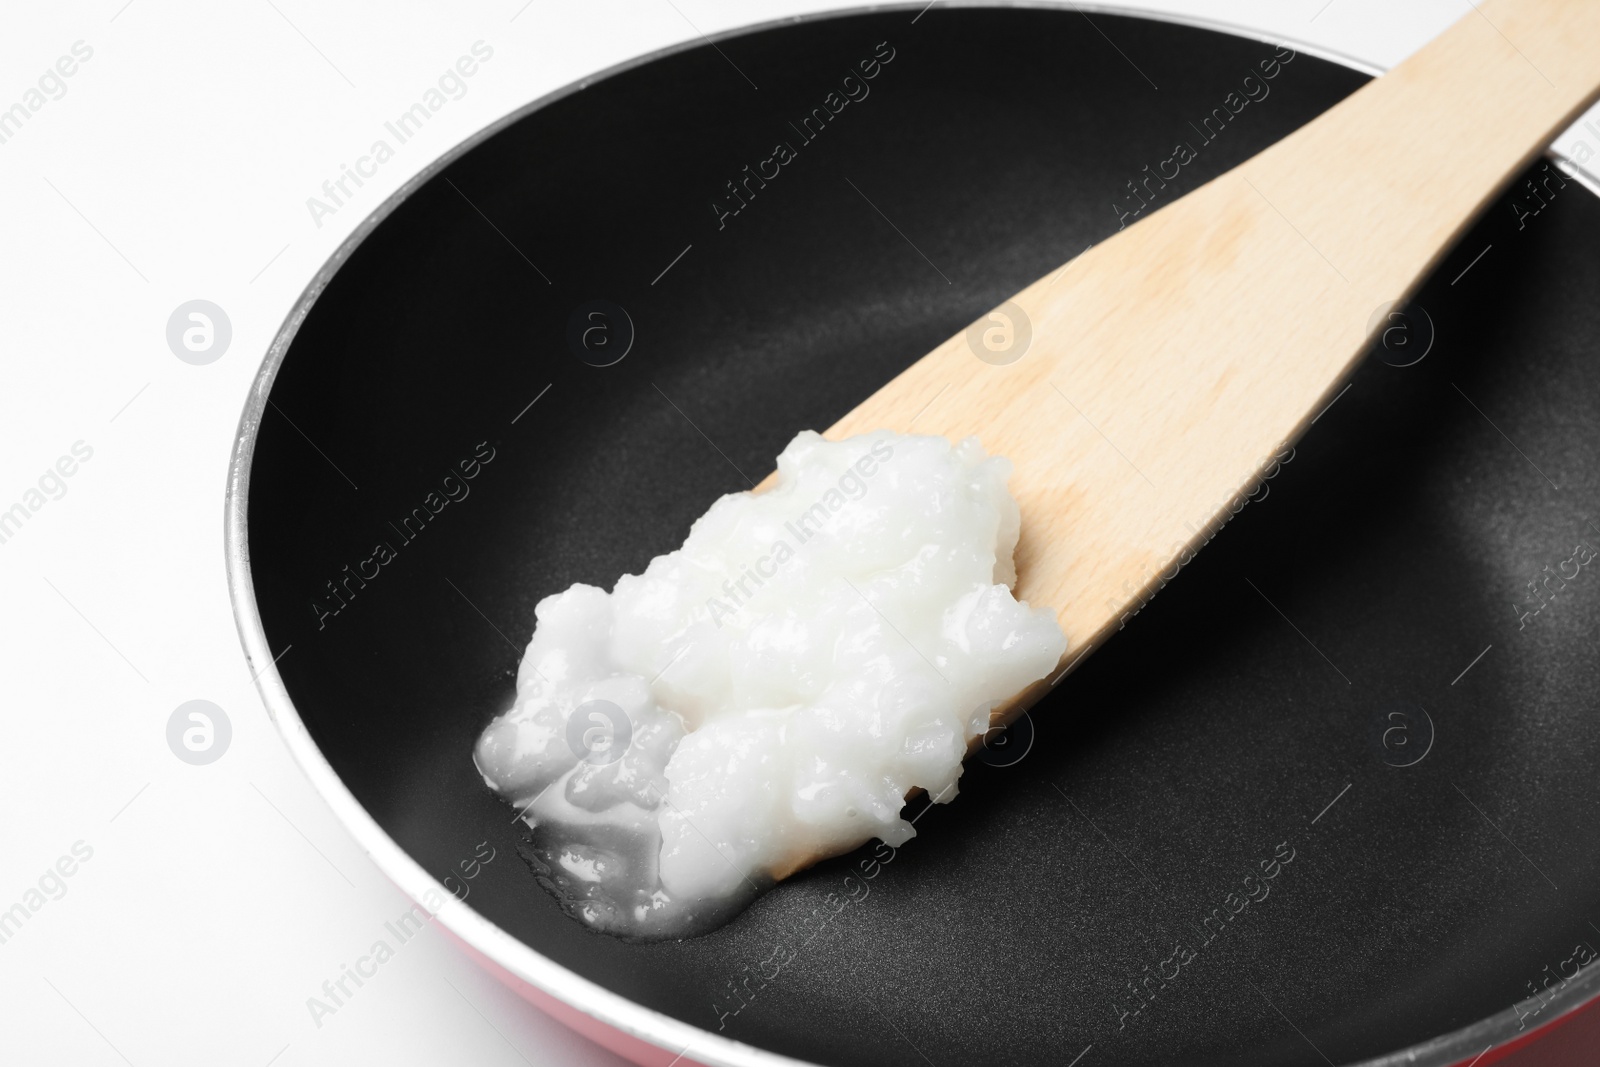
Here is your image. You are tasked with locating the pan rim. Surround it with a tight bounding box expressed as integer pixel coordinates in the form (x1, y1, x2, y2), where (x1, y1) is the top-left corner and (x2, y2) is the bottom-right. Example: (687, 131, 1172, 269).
(222, 4, 1600, 1066)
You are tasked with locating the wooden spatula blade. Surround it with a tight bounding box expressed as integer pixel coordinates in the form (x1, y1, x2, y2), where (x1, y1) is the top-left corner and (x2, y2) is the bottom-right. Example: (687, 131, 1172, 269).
(824, 0, 1600, 720)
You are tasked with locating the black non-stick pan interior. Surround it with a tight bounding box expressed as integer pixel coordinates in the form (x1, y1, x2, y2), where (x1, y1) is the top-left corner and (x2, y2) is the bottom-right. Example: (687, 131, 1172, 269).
(246, 9, 1600, 1066)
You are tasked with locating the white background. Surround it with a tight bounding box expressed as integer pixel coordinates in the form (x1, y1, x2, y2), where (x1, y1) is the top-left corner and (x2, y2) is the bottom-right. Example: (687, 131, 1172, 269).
(1, 2, 1597, 1065)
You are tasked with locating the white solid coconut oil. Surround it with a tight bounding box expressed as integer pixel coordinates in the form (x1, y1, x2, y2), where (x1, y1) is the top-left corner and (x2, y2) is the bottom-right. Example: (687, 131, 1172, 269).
(473, 429, 1065, 938)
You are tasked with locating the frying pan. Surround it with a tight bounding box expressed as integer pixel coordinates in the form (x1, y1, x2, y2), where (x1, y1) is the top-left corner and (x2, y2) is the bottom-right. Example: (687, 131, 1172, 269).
(227, 6, 1600, 1065)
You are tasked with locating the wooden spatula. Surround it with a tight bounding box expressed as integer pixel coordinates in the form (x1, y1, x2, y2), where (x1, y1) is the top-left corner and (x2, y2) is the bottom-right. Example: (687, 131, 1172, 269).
(812, 0, 1600, 725)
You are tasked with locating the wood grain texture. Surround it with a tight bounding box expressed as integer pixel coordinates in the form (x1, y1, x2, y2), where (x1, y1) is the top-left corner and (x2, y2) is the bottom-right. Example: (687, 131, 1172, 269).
(805, 0, 1600, 726)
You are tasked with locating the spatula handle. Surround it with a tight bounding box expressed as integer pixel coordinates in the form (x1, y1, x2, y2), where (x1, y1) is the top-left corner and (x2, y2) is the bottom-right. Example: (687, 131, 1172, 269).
(1243, 0, 1600, 307)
